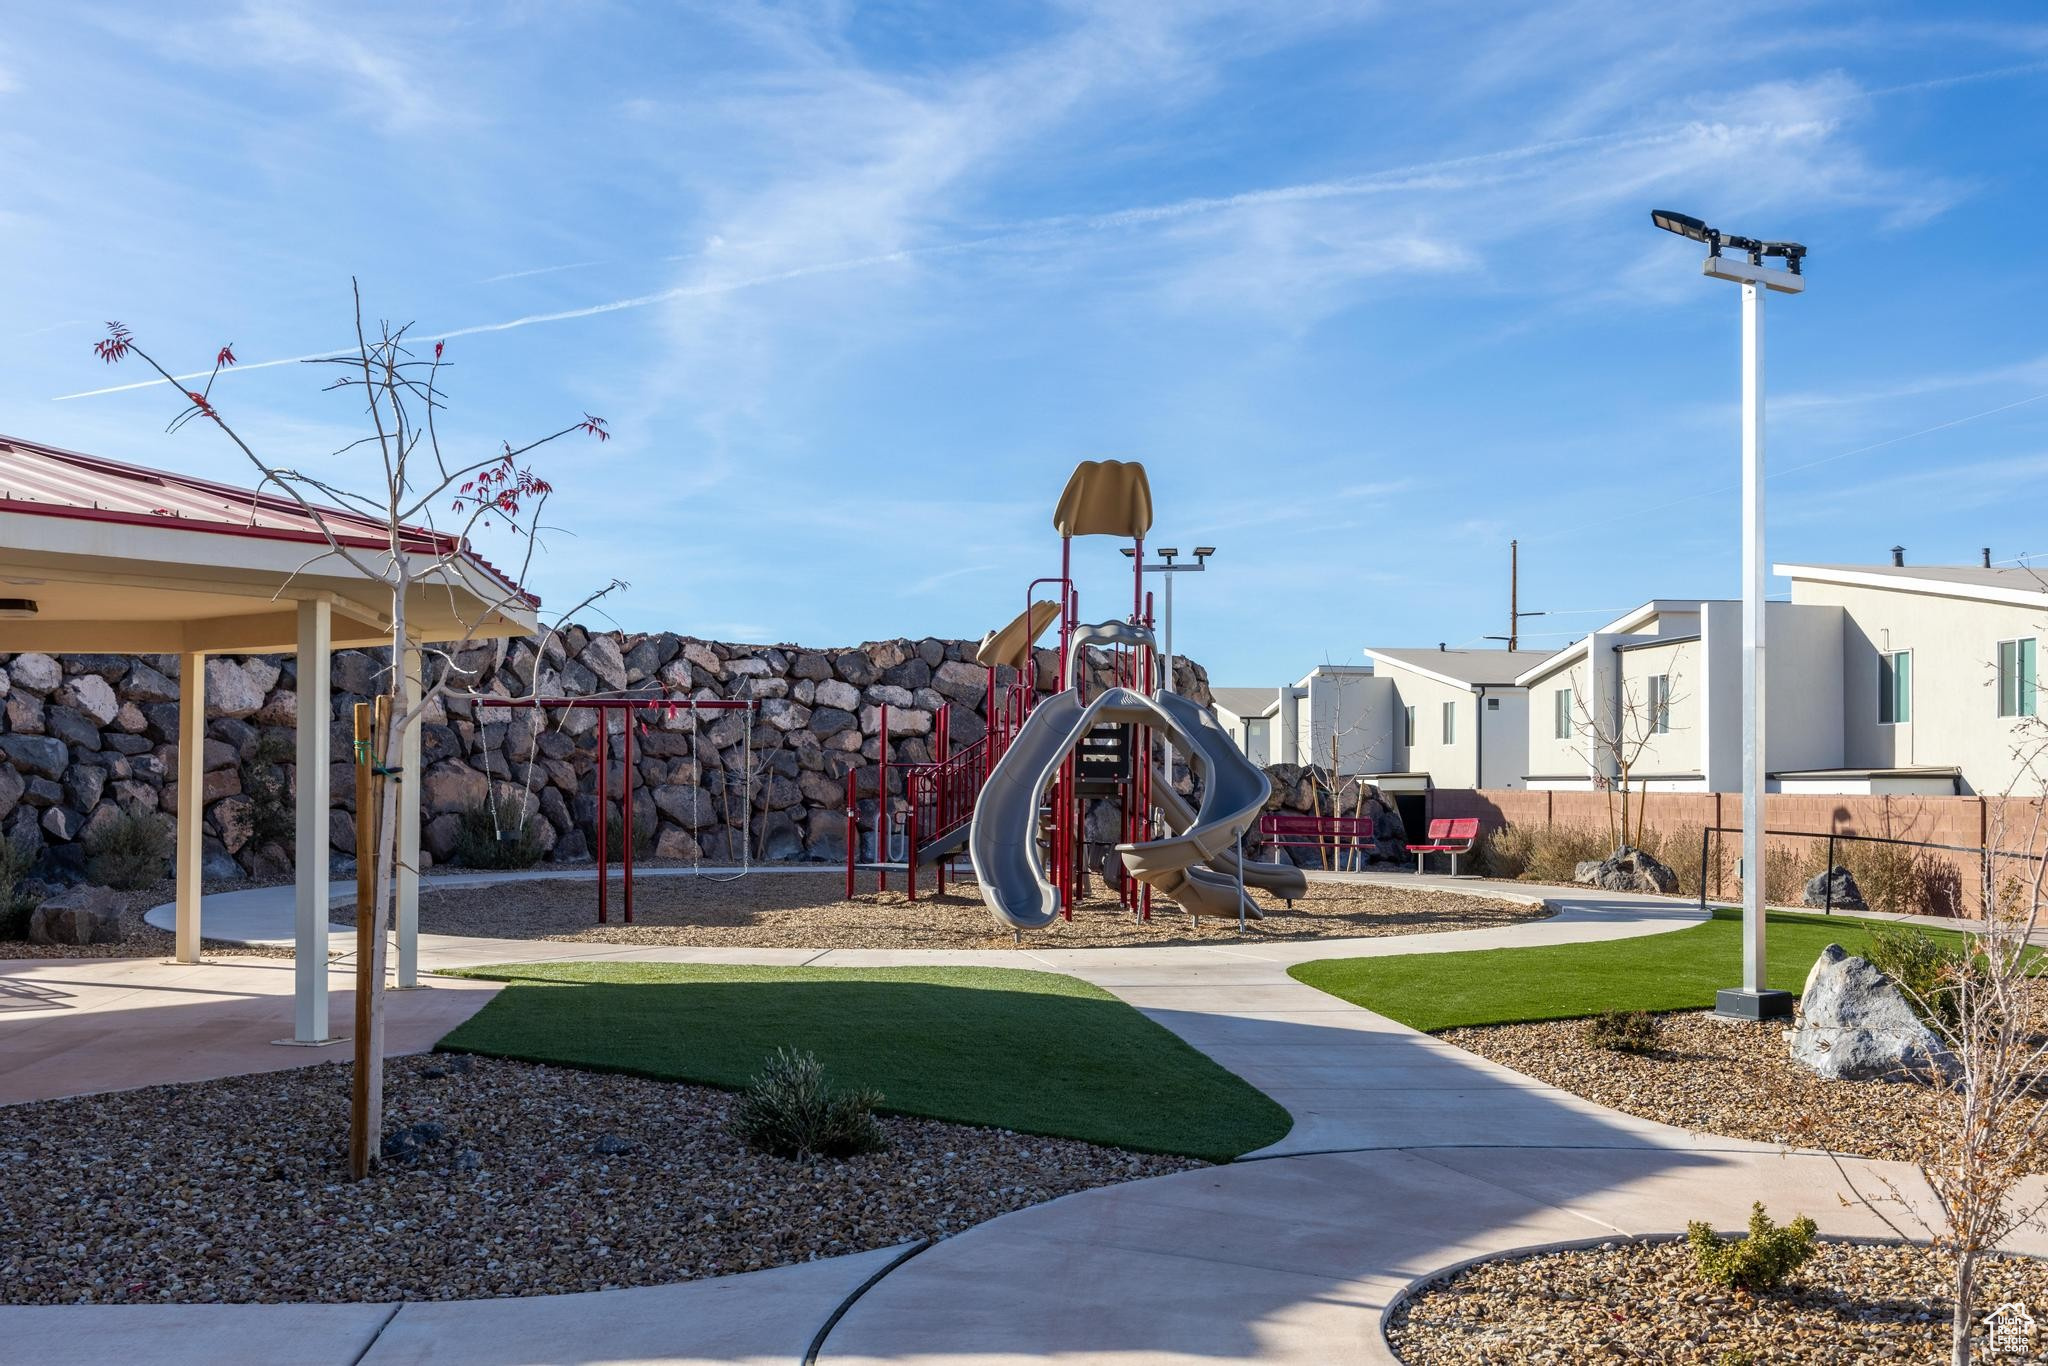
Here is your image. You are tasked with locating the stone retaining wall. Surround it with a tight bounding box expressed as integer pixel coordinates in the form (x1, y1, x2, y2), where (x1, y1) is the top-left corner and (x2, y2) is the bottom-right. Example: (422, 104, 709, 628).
(0, 633, 1213, 883)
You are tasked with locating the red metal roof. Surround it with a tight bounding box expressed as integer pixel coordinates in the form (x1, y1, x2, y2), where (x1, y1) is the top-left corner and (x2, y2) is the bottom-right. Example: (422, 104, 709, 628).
(0, 433, 537, 606)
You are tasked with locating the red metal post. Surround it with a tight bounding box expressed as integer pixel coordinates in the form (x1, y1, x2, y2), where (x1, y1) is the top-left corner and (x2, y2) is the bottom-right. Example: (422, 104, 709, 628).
(622, 710, 635, 924)
(844, 768, 856, 900)
(1058, 535, 1072, 686)
(877, 701, 889, 892)
(1132, 534, 1143, 626)
(595, 712, 608, 924)
(908, 806, 918, 903)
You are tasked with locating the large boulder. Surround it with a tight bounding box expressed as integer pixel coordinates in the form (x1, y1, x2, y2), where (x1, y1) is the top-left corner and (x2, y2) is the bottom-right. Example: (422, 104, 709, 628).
(55, 673, 120, 726)
(0, 734, 69, 781)
(420, 760, 488, 813)
(1574, 846, 1679, 895)
(1804, 865, 1866, 911)
(1791, 943, 1957, 1084)
(203, 659, 267, 719)
(7, 652, 61, 694)
(28, 884, 123, 946)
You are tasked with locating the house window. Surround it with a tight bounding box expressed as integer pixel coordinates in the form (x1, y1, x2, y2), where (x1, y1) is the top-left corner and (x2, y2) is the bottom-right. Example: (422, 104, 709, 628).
(1879, 650, 1912, 725)
(1647, 675, 1671, 735)
(1441, 700, 1456, 744)
(1402, 705, 1415, 748)
(1485, 696, 1501, 712)
(1998, 638, 2037, 718)
(1244, 717, 1270, 765)
(1553, 687, 1573, 740)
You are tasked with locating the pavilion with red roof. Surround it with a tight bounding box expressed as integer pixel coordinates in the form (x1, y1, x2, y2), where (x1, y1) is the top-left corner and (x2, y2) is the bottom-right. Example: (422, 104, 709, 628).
(0, 434, 539, 1043)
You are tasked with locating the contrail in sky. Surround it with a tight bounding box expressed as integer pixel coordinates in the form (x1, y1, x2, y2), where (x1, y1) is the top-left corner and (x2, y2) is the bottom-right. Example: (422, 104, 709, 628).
(53, 58, 2046, 404)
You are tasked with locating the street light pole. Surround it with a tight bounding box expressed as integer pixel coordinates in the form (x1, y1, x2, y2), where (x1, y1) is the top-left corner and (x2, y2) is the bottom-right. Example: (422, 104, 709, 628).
(1740, 277, 1768, 1008)
(1650, 209, 1805, 1022)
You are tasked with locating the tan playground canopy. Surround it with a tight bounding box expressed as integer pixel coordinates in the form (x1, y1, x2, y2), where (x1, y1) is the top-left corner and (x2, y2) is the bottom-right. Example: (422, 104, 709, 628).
(1052, 459, 1152, 539)
(975, 599, 1061, 669)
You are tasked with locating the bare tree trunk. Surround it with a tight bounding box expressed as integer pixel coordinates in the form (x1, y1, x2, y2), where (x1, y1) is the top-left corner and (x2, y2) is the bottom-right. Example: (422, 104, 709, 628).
(1951, 1248, 1977, 1365)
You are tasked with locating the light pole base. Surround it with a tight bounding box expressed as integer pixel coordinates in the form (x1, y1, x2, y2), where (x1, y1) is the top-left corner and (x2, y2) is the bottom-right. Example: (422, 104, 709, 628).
(1715, 988, 1794, 1021)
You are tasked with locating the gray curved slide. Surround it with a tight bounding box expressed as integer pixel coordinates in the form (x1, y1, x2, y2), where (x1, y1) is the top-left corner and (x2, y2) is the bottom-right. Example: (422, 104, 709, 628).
(1143, 693, 1309, 905)
(1116, 690, 1286, 921)
(969, 683, 1276, 931)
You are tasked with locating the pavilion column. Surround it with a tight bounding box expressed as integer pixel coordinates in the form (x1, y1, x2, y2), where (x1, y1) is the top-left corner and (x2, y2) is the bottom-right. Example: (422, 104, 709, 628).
(293, 599, 333, 1044)
(173, 649, 206, 963)
(396, 638, 423, 988)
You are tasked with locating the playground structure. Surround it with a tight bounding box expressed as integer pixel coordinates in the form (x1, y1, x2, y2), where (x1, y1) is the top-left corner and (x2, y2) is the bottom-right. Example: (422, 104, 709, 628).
(842, 459, 1307, 931)
(478, 695, 766, 922)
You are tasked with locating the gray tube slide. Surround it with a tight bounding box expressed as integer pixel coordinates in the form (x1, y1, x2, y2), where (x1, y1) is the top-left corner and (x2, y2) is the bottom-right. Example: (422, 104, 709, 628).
(1144, 694, 1310, 905)
(968, 680, 1280, 931)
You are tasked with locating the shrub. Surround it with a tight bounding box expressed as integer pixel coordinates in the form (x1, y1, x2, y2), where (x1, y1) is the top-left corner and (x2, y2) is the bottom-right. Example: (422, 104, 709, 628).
(241, 735, 296, 853)
(1639, 823, 1706, 898)
(452, 796, 545, 870)
(0, 839, 40, 939)
(1584, 1009, 1663, 1055)
(730, 1047, 887, 1160)
(84, 810, 172, 889)
(1687, 1202, 1819, 1292)
(1863, 925, 1971, 1032)
(1835, 838, 1964, 918)
(1476, 824, 1608, 884)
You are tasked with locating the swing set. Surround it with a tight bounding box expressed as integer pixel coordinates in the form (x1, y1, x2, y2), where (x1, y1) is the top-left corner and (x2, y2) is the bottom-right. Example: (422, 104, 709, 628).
(476, 694, 766, 923)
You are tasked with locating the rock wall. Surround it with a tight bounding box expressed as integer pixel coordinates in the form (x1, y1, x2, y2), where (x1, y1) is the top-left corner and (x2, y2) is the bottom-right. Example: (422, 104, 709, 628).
(0, 634, 1211, 883)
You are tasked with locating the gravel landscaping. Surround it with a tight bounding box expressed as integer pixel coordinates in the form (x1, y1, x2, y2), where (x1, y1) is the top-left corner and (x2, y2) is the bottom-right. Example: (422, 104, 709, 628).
(1388, 1235, 2047, 1363)
(376, 870, 1545, 949)
(1434, 1010, 2038, 1164)
(0, 879, 295, 962)
(0, 1051, 1199, 1304)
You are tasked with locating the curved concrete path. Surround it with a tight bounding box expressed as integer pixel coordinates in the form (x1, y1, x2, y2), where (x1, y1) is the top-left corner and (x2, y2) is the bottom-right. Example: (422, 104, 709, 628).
(11, 869, 2035, 1363)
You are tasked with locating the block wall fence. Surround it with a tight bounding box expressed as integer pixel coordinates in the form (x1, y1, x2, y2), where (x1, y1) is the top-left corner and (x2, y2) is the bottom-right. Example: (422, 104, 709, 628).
(1429, 787, 2048, 917)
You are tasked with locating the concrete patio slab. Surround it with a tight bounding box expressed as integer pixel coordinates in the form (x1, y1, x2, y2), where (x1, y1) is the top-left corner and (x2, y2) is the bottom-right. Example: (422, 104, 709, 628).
(0, 956, 500, 1105)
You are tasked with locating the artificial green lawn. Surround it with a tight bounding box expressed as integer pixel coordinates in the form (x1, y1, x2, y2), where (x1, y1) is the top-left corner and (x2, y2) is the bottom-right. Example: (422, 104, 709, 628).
(1289, 907, 1976, 1032)
(436, 962, 1291, 1162)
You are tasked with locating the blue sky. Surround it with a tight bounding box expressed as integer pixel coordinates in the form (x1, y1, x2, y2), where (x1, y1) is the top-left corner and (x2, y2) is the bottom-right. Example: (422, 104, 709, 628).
(5, 3, 2047, 684)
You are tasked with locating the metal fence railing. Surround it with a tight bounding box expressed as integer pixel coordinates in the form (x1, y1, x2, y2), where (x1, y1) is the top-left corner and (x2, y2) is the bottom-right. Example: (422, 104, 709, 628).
(1696, 824, 2047, 915)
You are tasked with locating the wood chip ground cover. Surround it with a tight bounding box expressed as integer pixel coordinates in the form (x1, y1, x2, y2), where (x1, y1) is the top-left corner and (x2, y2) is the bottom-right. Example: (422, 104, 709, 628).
(1388, 1236, 2048, 1363)
(383, 870, 1544, 950)
(0, 1053, 1197, 1304)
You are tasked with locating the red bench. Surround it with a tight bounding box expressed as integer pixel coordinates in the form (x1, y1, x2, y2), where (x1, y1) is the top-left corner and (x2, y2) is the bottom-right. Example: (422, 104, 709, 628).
(1257, 813, 1378, 871)
(1406, 817, 1479, 875)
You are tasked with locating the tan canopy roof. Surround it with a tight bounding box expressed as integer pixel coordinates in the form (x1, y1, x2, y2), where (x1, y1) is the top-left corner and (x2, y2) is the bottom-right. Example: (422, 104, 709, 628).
(975, 599, 1062, 669)
(1052, 460, 1152, 539)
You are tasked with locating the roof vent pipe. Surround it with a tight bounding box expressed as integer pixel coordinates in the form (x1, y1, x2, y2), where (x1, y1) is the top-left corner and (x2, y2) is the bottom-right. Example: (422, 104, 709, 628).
(1983, 547, 1993, 568)
(1891, 546, 1906, 567)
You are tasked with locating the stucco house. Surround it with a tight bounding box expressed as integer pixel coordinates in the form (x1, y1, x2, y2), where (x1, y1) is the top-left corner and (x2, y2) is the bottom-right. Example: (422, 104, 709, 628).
(1212, 666, 1379, 772)
(1214, 650, 1552, 834)
(1511, 561, 2048, 797)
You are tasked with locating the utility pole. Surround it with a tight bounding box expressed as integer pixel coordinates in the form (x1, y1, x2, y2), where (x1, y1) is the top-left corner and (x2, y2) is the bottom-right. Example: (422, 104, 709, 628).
(1485, 540, 1544, 651)
(1509, 540, 1519, 651)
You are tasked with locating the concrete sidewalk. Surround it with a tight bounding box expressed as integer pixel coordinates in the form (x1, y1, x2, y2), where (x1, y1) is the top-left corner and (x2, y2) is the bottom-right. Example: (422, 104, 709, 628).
(6, 871, 2006, 1363)
(2, 1243, 912, 1366)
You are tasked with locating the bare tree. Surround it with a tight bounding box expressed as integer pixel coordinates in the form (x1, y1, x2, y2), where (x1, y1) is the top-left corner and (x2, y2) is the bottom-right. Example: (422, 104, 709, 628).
(1567, 665, 1683, 852)
(1304, 666, 1383, 870)
(94, 292, 620, 1172)
(1824, 725, 2048, 1364)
